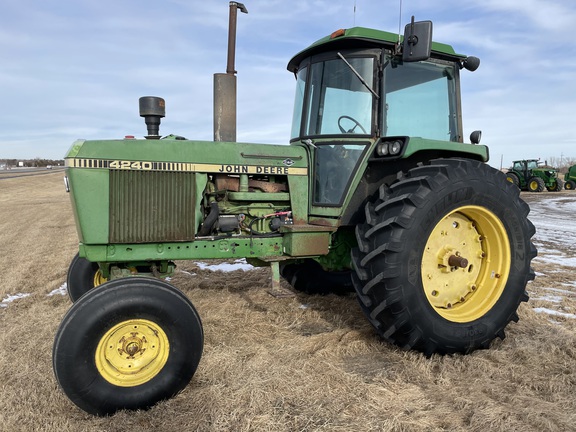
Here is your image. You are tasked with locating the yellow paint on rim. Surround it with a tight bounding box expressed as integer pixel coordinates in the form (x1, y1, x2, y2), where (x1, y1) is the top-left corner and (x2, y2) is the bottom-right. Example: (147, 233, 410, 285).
(95, 319, 170, 387)
(93, 270, 107, 287)
(421, 205, 511, 323)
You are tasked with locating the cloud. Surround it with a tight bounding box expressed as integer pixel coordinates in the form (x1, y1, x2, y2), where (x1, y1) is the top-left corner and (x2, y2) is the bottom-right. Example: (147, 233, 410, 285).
(0, 0, 574, 168)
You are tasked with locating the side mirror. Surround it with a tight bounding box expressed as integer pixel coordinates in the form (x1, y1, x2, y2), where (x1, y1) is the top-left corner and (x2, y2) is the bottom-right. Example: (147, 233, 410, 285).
(470, 130, 482, 144)
(402, 17, 433, 62)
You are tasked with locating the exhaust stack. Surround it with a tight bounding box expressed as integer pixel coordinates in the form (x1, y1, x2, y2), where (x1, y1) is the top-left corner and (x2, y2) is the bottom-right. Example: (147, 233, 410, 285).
(213, 2, 248, 142)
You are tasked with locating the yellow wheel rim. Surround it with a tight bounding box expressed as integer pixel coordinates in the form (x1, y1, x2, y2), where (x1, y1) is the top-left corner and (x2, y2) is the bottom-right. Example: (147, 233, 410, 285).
(421, 205, 511, 323)
(93, 270, 107, 287)
(95, 319, 170, 387)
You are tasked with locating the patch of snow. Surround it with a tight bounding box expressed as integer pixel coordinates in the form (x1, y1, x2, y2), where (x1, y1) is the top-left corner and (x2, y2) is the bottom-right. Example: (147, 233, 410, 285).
(533, 254, 576, 269)
(47, 283, 67, 297)
(543, 287, 575, 296)
(533, 307, 576, 319)
(531, 295, 563, 303)
(195, 258, 254, 272)
(1, 292, 31, 308)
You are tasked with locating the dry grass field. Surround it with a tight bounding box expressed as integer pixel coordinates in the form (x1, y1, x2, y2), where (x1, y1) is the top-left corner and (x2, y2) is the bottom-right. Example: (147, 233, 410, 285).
(1, 172, 575, 431)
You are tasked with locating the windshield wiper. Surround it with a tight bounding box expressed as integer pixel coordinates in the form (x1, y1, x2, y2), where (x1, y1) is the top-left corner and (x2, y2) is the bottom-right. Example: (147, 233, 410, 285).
(337, 52, 379, 99)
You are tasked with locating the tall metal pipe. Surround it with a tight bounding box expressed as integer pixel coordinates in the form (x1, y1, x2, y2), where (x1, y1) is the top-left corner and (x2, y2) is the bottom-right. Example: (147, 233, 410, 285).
(214, 2, 248, 142)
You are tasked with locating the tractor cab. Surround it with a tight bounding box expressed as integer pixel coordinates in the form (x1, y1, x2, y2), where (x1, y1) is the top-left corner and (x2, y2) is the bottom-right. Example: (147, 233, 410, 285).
(287, 22, 482, 214)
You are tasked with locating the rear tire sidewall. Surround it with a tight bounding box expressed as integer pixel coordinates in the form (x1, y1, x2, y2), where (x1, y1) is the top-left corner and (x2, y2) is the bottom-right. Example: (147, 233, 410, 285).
(53, 277, 203, 416)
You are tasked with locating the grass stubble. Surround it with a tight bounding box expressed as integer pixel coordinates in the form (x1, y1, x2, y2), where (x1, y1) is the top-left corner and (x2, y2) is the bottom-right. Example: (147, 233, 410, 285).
(0, 173, 574, 431)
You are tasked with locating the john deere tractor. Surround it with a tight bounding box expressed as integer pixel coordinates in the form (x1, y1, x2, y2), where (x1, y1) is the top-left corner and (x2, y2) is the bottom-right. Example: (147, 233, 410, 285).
(506, 159, 564, 192)
(564, 164, 576, 190)
(53, 8, 536, 416)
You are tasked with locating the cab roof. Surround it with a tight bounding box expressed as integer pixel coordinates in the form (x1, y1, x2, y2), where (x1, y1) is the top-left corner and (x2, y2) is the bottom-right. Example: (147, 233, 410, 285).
(287, 26, 465, 72)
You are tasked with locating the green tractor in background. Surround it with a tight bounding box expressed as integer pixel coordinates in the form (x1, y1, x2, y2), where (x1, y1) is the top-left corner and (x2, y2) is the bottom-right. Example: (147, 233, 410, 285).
(53, 7, 536, 417)
(564, 164, 576, 190)
(505, 159, 564, 192)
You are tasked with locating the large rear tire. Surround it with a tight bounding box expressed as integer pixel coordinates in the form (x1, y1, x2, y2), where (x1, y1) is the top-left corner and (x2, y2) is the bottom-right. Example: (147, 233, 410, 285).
(53, 277, 203, 416)
(527, 176, 545, 192)
(352, 158, 536, 356)
(505, 172, 519, 188)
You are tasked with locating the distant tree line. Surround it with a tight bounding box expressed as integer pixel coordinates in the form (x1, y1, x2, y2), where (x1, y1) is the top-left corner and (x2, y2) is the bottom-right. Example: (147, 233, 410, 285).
(544, 156, 576, 173)
(1, 158, 65, 168)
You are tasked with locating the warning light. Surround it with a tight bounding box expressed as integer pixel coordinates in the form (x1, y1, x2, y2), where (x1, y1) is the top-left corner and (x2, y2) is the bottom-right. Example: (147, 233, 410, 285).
(330, 29, 346, 39)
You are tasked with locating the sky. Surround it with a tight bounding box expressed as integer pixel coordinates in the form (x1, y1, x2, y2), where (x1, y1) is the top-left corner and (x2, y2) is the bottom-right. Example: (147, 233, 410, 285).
(1, 0, 575, 169)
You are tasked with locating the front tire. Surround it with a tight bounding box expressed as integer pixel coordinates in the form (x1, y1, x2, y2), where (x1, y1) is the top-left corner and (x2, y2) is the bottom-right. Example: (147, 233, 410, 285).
(352, 158, 536, 356)
(53, 277, 203, 416)
(547, 179, 564, 192)
(67, 253, 107, 302)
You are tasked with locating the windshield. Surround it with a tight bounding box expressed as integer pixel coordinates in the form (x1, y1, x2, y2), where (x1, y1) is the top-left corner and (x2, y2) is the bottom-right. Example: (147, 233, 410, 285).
(383, 59, 459, 141)
(291, 56, 375, 139)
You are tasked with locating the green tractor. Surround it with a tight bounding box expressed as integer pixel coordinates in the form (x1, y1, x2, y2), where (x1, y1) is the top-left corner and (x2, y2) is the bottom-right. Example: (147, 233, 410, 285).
(506, 159, 564, 192)
(53, 9, 536, 416)
(564, 164, 576, 190)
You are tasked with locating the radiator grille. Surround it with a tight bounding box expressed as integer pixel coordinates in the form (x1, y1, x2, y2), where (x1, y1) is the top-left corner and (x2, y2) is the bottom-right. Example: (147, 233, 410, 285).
(109, 170, 196, 243)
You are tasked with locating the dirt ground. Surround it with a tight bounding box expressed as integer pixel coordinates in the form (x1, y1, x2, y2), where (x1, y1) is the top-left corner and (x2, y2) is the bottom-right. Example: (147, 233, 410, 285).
(0, 172, 575, 431)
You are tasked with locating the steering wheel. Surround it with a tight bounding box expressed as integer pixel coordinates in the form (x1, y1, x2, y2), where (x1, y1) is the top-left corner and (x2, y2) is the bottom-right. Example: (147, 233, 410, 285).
(338, 115, 368, 134)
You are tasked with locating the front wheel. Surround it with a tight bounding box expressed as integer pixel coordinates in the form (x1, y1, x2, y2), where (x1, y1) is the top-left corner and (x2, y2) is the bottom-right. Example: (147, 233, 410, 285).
(548, 178, 564, 191)
(352, 158, 536, 356)
(53, 277, 203, 416)
(67, 253, 107, 302)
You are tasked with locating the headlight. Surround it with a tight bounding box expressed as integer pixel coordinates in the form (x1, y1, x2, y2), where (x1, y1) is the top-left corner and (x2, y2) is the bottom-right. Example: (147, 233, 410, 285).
(375, 138, 405, 158)
(390, 140, 402, 155)
(376, 141, 389, 156)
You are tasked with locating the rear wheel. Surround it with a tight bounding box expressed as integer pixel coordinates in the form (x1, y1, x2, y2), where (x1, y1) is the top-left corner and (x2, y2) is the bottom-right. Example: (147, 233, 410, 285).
(352, 158, 536, 356)
(505, 172, 519, 188)
(53, 277, 203, 416)
(280, 259, 353, 295)
(527, 176, 545, 192)
(565, 180, 575, 190)
(67, 253, 107, 302)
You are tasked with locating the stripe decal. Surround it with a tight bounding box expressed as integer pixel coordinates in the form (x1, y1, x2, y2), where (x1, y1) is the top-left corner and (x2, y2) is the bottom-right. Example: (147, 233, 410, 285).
(65, 158, 308, 175)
